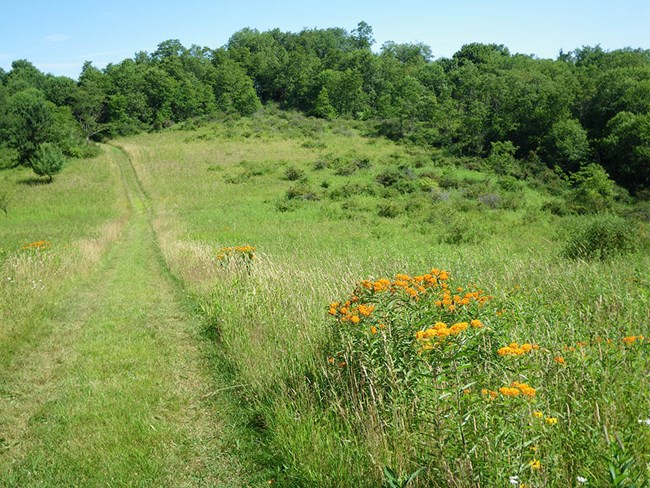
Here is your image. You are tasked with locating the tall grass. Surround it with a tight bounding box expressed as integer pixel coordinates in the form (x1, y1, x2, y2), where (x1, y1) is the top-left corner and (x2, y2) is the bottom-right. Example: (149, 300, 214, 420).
(118, 113, 649, 486)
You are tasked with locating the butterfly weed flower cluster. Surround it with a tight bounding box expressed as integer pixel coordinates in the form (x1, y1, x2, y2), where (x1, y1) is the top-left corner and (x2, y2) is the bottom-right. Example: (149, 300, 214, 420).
(324, 267, 650, 485)
(21, 240, 51, 253)
(216, 245, 256, 262)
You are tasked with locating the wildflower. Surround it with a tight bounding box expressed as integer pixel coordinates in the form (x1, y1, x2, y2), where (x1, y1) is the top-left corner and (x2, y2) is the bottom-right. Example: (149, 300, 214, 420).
(623, 335, 641, 344)
(481, 388, 498, 400)
(499, 387, 520, 397)
(350, 315, 360, 325)
(327, 357, 335, 364)
(370, 326, 378, 334)
(470, 319, 484, 328)
(528, 459, 541, 470)
(533, 411, 543, 418)
(357, 304, 374, 317)
(554, 356, 566, 365)
(638, 419, 650, 425)
(577, 476, 587, 483)
(509, 475, 519, 485)
(545, 417, 558, 426)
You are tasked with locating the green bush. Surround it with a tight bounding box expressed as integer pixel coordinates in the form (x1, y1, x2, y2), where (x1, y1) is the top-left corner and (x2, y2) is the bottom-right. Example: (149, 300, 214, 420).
(283, 166, 305, 181)
(30, 143, 65, 182)
(568, 163, 618, 214)
(562, 215, 638, 260)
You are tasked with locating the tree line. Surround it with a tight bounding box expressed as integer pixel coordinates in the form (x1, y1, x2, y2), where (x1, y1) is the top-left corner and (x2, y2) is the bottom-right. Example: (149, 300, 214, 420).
(0, 22, 648, 193)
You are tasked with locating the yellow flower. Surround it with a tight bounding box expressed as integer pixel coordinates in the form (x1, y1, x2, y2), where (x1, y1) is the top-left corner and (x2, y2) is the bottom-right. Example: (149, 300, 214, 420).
(554, 356, 566, 365)
(545, 417, 558, 426)
(370, 326, 378, 334)
(528, 459, 541, 470)
(533, 411, 543, 418)
(470, 319, 484, 328)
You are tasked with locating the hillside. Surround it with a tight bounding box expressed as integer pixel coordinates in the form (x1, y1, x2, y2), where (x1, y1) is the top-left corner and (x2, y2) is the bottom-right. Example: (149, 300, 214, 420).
(3, 114, 647, 486)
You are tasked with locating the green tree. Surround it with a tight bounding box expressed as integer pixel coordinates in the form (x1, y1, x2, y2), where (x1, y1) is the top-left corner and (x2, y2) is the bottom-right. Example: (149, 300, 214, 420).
(569, 163, 619, 214)
(541, 118, 590, 172)
(7, 88, 55, 164)
(30, 143, 65, 182)
(212, 58, 261, 115)
(351, 21, 375, 50)
(600, 111, 650, 193)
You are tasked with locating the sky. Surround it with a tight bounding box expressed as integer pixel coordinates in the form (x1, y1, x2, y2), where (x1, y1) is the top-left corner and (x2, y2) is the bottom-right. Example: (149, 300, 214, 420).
(1, 0, 648, 79)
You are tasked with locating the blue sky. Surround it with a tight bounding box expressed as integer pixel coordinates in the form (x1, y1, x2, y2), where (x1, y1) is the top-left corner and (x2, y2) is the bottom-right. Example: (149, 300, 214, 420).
(1, 0, 648, 79)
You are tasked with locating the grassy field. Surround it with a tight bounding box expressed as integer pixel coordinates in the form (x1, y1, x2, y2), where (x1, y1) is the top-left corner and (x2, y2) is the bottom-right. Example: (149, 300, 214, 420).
(0, 146, 247, 486)
(1, 110, 648, 486)
(116, 111, 649, 486)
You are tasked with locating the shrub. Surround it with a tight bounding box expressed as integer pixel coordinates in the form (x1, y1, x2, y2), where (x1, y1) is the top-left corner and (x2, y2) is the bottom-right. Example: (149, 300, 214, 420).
(377, 201, 400, 218)
(562, 215, 638, 260)
(286, 182, 319, 201)
(568, 163, 618, 214)
(30, 143, 65, 182)
(284, 166, 305, 181)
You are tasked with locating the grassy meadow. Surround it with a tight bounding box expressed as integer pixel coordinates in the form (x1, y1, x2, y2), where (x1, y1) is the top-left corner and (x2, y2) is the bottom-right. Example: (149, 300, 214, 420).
(109, 110, 649, 486)
(0, 109, 648, 486)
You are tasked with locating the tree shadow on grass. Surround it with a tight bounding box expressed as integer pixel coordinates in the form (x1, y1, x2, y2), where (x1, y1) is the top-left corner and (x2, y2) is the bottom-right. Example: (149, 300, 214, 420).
(17, 177, 52, 186)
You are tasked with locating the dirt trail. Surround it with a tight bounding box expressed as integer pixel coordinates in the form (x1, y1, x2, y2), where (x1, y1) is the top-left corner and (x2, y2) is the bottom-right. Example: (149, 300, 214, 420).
(0, 145, 245, 486)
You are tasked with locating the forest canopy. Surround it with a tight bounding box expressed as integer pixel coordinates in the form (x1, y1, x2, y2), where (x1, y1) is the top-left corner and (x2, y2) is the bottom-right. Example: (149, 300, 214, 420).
(1, 22, 648, 193)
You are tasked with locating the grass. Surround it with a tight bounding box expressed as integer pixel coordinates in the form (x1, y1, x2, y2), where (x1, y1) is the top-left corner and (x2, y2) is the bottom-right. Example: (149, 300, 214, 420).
(114, 111, 649, 486)
(0, 147, 248, 486)
(1, 110, 648, 486)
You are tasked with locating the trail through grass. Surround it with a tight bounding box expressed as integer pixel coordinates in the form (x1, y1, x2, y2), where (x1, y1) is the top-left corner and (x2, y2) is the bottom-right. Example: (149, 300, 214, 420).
(0, 146, 245, 486)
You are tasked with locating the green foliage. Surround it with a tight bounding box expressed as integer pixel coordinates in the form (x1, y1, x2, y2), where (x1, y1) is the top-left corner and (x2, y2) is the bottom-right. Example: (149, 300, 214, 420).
(0, 189, 11, 216)
(562, 214, 638, 260)
(6, 88, 55, 164)
(283, 166, 305, 181)
(0, 29, 648, 199)
(486, 140, 520, 176)
(30, 143, 66, 182)
(213, 59, 261, 115)
(568, 163, 619, 214)
(601, 111, 650, 194)
(541, 118, 589, 173)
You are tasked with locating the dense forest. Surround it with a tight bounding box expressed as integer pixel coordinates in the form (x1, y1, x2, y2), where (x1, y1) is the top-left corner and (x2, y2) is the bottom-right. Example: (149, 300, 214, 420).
(1, 22, 648, 194)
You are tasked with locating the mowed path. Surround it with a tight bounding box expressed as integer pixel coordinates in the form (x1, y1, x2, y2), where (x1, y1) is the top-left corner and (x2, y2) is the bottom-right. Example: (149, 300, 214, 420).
(0, 146, 244, 486)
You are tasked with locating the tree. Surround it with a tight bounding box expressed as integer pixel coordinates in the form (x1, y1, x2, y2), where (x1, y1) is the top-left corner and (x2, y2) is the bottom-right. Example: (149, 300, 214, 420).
(351, 21, 375, 50)
(212, 59, 261, 115)
(30, 143, 65, 182)
(541, 118, 590, 172)
(569, 163, 618, 214)
(312, 87, 336, 119)
(7, 88, 55, 164)
(600, 111, 650, 193)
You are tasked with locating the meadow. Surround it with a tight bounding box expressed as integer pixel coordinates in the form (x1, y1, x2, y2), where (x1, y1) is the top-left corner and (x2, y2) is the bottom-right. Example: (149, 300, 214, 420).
(0, 109, 648, 486)
(115, 110, 649, 486)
